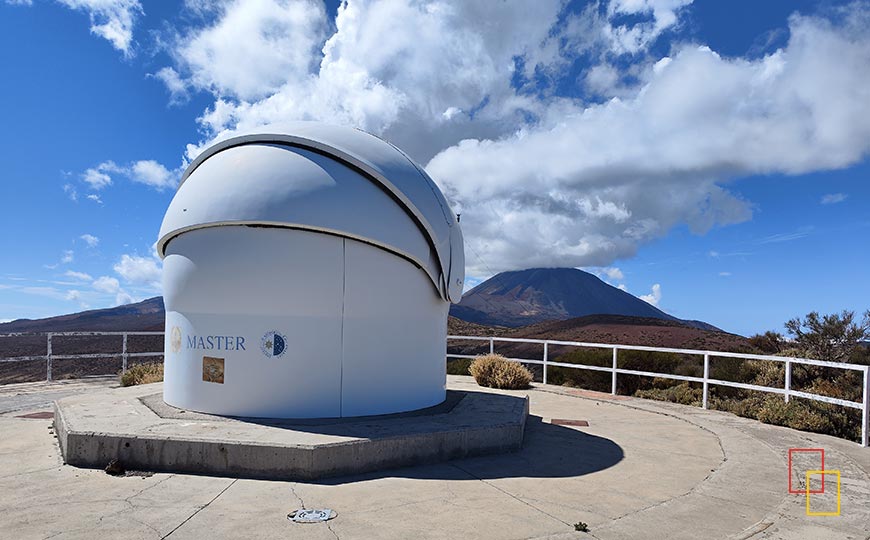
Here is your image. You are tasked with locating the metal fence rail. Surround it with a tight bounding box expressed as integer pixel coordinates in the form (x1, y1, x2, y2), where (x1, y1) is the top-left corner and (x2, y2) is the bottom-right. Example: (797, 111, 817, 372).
(0, 332, 165, 382)
(447, 335, 870, 448)
(2, 331, 867, 447)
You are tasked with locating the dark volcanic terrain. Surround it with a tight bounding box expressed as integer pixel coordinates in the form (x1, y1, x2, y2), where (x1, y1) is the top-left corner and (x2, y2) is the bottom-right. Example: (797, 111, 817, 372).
(451, 267, 718, 331)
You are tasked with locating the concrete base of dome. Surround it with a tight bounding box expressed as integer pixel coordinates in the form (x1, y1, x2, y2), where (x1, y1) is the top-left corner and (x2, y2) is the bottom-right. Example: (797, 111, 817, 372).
(54, 383, 528, 481)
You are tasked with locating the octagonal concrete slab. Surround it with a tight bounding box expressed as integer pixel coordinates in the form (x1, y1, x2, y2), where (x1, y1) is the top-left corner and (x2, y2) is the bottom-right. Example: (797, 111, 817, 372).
(54, 383, 528, 480)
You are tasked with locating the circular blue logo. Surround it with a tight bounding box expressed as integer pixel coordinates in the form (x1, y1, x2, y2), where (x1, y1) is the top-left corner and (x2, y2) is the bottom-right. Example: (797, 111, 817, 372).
(260, 331, 287, 358)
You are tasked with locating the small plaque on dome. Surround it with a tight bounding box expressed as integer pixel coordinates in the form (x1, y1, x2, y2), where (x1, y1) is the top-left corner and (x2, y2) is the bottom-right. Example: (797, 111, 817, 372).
(202, 356, 224, 384)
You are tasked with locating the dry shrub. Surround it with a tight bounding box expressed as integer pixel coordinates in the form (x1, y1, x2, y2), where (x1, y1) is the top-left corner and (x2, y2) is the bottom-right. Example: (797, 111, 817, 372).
(120, 363, 164, 387)
(469, 354, 532, 389)
(636, 381, 703, 407)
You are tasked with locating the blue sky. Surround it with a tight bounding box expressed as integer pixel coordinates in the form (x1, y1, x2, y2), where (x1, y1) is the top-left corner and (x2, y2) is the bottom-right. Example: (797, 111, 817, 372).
(0, 0, 868, 337)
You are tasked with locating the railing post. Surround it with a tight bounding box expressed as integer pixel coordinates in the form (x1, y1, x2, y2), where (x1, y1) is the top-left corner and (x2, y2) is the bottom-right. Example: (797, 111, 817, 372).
(489, 337, 494, 354)
(122, 333, 128, 373)
(702, 354, 709, 409)
(862, 367, 869, 448)
(785, 359, 791, 403)
(543, 342, 548, 385)
(46, 333, 52, 382)
(611, 347, 618, 395)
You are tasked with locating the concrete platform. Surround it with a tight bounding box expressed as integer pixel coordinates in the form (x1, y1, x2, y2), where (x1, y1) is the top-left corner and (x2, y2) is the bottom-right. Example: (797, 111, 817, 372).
(54, 384, 528, 480)
(3, 375, 869, 539)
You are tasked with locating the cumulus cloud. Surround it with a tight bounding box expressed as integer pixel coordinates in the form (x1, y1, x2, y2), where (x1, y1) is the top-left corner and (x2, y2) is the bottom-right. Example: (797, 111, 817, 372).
(820, 193, 847, 204)
(92, 275, 121, 294)
(169, 0, 328, 101)
(55, 0, 143, 56)
(605, 0, 694, 54)
(180, 0, 568, 161)
(80, 234, 99, 247)
(64, 289, 89, 309)
(89, 276, 135, 306)
(113, 254, 161, 287)
(151, 67, 188, 104)
(427, 10, 870, 272)
(81, 161, 118, 190)
(93, 254, 158, 305)
(639, 283, 662, 306)
(602, 267, 624, 281)
(129, 160, 177, 190)
(86, 194, 103, 204)
(78, 159, 179, 192)
(153, 1, 870, 275)
(61, 250, 74, 264)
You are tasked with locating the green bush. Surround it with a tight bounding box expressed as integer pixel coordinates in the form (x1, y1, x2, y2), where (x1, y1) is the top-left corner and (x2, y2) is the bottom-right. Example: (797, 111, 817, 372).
(546, 348, 612, 392)
(636, 381, 703, 407)
(120, 363, 164, 387)
(447, 358, 472, 376)
(469, 354, 533, 390)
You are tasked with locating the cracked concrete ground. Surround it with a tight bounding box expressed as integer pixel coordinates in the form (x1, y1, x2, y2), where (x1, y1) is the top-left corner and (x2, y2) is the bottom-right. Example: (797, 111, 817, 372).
(1, 375, 868, 540)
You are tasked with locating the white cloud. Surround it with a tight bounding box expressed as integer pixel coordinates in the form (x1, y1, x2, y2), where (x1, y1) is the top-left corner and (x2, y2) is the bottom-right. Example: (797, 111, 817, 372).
(426, 9, 870, 272)
(86, 194, 103, 204)
(78, 159, 179, 192)
(639, 283, 662, 306)
(757, 230, 811, 244)
(129, 160, 177, 190)
(602, 267, 624, 281)
(151, 67, 188, 103)
(61, 250, 74, 264)
(81, 161, 120, 190)
(718, 271, 732, 277)
(55, 0, 143, 56)
(5, 0, 33, 6)
(64, 289, 89, 309)
(92, 276, 121, 294)
(462, 277, 483, 293)
(606, 0, 694, 54)
(820, 193, 847, 204)
(62, 183, 78, 202)
(80, 234, 99, 247)
(64, 270, 93, 282)
(113, 254, 161, 285)
(115, 291, 134, 306)
(154, 2, 870, 275)
(169, 0, 328, 101)
(180, 0, 567, 161)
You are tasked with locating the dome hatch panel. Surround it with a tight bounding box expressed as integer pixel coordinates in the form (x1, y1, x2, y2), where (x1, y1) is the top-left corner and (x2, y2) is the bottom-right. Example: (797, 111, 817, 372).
(158, 123, 464, 303)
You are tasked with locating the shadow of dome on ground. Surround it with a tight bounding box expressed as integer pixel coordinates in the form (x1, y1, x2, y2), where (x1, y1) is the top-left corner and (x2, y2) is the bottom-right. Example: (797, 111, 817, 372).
(306, 415, 624, 485)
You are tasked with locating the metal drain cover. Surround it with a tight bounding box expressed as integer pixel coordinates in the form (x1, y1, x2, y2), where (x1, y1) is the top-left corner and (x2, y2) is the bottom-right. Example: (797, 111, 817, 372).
(288, 509, 337, 523)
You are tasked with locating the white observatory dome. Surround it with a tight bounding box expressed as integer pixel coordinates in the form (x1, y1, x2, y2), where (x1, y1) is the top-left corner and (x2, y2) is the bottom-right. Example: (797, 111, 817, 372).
(158, 123, 465, 418)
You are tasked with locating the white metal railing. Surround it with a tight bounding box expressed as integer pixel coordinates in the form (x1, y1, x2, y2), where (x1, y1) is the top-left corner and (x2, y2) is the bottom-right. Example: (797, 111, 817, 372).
(0, 332, 164, 382)
(447, 335, 870, 447)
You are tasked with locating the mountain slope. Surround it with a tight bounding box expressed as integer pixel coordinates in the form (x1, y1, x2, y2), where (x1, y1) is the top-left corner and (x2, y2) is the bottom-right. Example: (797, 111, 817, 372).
(447, 314, 749, 351)
(0, 297, 165, 333)
(450, 268, 719, 330)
